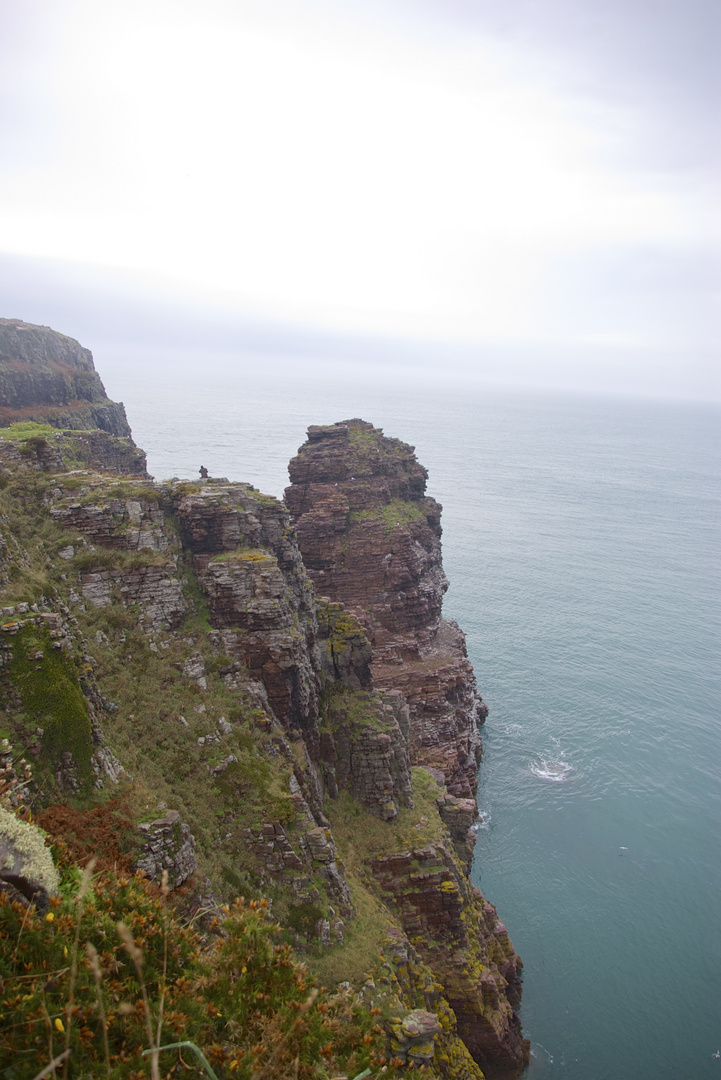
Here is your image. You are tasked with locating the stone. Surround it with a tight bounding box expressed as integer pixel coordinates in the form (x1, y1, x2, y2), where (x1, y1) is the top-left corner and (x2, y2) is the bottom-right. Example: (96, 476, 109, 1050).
(79, 566, 186, 629)
(372, 841, 529, 1075)
(0, 806, 59, 906)
(170, 481, 321, 728)
(388, 1009, 442, 1067)
(285, 419, 487, 800)
(0, 318, 132, 436)
(320, 690, 413, 820)
(135, 809, 197, 889)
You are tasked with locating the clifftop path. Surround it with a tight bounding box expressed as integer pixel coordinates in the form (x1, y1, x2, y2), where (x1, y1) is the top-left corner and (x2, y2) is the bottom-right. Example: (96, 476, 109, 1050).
(0, 318, 132, 436)
(286, 419, 488, 802)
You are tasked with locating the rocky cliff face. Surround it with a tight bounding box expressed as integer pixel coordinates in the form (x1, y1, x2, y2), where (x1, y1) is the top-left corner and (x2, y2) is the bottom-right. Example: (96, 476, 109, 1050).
(286, 419, 488, 800)
(170, 479, 322, 730)
(285, 419, 528, 1075)
(0, 318, 132, 436)
(0, 341, 528, 1078)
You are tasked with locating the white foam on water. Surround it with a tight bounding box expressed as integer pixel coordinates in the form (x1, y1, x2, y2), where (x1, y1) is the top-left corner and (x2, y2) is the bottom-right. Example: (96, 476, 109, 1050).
(530, 758, 573, 782)
(497, 721, 524, 735)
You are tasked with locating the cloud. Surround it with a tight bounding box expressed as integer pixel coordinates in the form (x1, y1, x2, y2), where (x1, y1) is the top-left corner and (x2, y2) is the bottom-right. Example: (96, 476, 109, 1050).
(2, 250, 717, 404)
(0, 0, 717, 396)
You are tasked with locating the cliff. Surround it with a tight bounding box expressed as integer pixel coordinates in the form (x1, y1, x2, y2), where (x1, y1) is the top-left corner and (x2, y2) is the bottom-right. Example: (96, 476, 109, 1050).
(0, 318, 132, 436)
(285, 420, 487, 803)
(0, 326, 528, 1079)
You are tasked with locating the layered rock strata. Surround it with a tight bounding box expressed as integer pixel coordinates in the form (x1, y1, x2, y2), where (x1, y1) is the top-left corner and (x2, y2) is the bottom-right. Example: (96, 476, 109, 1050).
(319, 687, 414, 820)
(285, 419, 488, 800)
(0, 369, 528, 1077)
(135, 809, 197, 888)
(372, 829, 527, 1077)
(0, 318, 132, 435)
(0, 427, 148, 477)
(285, 420, 529, 1074)
(170, 478, 321, 730)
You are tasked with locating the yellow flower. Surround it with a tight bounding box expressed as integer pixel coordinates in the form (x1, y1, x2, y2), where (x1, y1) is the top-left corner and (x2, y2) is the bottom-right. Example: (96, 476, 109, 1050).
(54, 1018, 65, 1033)
(63, 946, 68, 958)
(45, 912, 54, 922)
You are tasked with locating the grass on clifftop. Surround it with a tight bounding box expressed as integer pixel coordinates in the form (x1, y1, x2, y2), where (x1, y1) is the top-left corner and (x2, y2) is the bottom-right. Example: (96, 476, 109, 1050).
(209, 547, 272, 564)
(0, 421, 55, 441)
(72, 602, 291, 884)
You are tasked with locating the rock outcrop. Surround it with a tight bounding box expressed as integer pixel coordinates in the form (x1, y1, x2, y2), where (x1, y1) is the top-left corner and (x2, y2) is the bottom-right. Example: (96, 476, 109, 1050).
(319, 687, 414, 820)
(0, 318, 132, 436)
(135, 809, 197, 888)
(285, 419, 487, 800)
(0, 806, 59, 907)
(170, 478, 322, 730)
(372, 830, 527, 1076)
(286, 419, 528, 1074)
(0, 427, 148, 477)
(0, 350, 528, 1078)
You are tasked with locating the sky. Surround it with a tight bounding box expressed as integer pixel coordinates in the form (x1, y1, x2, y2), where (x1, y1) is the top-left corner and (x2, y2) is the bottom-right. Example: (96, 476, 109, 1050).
(0, 0, 719, 399)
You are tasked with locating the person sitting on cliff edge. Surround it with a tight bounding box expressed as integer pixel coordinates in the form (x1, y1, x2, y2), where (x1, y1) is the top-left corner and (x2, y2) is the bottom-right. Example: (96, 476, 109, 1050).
(199, 465, 209, 479)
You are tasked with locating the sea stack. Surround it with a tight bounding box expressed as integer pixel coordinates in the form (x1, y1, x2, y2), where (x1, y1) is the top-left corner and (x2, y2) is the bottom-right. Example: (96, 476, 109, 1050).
(285, 419, 488, 800)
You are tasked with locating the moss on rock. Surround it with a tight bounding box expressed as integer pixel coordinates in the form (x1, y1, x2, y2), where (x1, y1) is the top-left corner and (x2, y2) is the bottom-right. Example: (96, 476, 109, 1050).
(2, 625, 93, 790)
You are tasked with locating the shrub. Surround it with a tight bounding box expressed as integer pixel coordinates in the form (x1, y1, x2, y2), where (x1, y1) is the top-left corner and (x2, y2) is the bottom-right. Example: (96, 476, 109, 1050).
(0, 850, 400, 1079)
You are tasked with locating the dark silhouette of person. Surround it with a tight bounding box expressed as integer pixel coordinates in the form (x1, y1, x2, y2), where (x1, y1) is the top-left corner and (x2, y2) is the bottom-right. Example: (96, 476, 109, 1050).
(199, 465, 209, 479)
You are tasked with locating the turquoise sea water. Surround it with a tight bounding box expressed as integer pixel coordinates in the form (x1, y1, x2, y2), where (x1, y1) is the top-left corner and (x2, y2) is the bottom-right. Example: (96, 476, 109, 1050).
(108, 356, 721, 1079)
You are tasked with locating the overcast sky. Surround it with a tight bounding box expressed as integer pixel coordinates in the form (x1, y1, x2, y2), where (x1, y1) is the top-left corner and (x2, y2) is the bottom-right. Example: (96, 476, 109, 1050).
(1, 0, 718, 398)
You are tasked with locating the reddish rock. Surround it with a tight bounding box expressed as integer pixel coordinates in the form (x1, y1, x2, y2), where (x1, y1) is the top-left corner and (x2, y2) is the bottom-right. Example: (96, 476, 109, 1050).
(372, 841, 529, 1077)
(285, 419, 487, 797)
(170, 480, 321, 729)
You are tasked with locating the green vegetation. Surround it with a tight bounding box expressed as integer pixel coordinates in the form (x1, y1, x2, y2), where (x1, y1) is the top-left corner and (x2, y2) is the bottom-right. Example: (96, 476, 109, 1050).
(68, 605, 284, 869)
(346, 424, 411, 465)
(0, 421, 55, 441)
(1, 625, 94, 792)
(91, 481, 160, 504)
(71, 548, 169, 572)
(0, 848, 400, 1079)
(310, 769, 446, 989)
(249, 489, 282, 509)
(325, 770, 445, 861)
(317, 601, 366, 656)
(208, 548, 271, 565)
(0, 443, 491, 1079)
(321, 687, 391, 735)
(348, 499, 425, 535)
(308, 867, 393, 988)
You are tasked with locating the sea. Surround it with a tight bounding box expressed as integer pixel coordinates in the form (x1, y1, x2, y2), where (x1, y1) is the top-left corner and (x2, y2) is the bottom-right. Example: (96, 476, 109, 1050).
(103, 352, 721, 1080)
